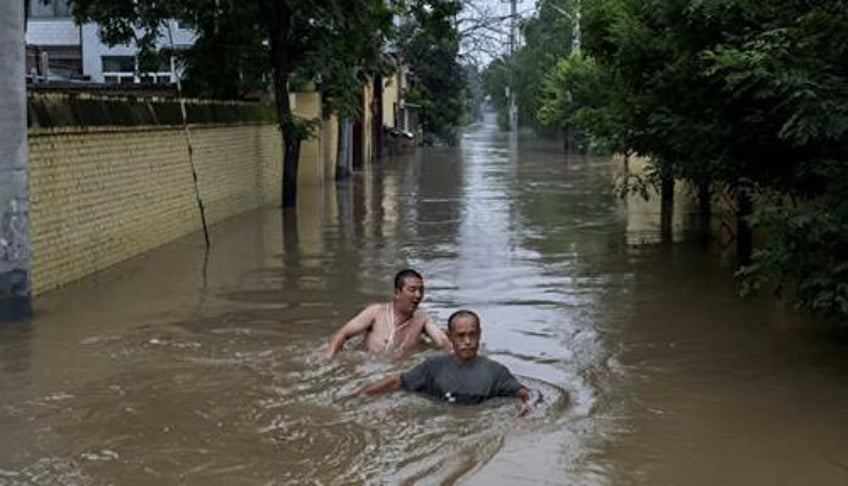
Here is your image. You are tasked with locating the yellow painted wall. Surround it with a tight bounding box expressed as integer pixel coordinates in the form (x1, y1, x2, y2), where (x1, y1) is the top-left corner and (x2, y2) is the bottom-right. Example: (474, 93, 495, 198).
(292, 90, 324, 187)
(27, 123, 282, 295)
(382, 74, 399, 129)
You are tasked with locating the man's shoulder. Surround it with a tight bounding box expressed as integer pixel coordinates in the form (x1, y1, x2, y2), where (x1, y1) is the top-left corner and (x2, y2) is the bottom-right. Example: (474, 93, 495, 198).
(475, 355, 509, 372)
(402, 353, 452, 382)
(362, 303, 388, 314)
(418, 353, 454, 368)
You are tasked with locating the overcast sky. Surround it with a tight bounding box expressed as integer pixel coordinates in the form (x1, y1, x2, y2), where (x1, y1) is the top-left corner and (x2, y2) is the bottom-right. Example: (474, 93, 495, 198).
(458, 0, 539, 66)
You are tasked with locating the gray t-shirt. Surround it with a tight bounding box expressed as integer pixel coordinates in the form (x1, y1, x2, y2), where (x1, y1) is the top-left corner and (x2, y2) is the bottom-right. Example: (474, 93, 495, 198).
(400, 354, 523, 404)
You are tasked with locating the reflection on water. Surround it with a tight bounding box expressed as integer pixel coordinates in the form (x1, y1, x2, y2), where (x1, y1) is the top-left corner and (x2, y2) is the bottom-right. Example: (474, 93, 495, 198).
(2, 116, 848, 485)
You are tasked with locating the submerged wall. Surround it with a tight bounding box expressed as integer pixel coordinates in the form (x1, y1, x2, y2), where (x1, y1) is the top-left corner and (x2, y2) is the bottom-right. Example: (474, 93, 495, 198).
(26, 92, 287, 295)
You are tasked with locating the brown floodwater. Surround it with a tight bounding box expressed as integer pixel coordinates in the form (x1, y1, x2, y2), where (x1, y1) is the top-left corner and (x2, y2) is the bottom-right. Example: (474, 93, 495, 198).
(2, 117, 848, 485)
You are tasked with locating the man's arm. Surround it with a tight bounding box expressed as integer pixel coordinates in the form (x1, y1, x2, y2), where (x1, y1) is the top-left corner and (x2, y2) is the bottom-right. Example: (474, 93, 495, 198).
(358, 374, 402, 395)
(423, 318, 453, 352)
(361, 359, 432, 397)
(326, 305, 379, 359)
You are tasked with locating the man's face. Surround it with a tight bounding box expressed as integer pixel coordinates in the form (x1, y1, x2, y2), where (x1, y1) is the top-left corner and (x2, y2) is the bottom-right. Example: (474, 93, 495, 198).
(449, 316, 480, 362)
(394, 276, 424, 314)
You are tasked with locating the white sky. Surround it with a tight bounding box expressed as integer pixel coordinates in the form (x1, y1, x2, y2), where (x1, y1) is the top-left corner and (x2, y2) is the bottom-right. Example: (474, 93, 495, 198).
(458, 0, 539, 66)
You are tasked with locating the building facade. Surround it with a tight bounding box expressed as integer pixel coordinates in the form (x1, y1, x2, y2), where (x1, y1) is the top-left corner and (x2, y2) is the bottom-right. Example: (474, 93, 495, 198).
(25, 0, 194, 84)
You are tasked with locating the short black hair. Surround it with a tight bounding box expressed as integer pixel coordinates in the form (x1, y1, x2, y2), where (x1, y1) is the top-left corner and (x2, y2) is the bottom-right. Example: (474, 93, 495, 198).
(447, 309, 480, 333)
(394, 268, 423, 290)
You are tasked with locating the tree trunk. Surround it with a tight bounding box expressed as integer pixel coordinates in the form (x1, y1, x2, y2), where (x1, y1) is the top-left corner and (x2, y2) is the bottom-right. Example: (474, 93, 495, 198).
(697, 180, 711, 243)
(736, 188, 753, 266)
(266, 2, 300, 208)
(282, 132, 300, 207)
(660, 171, 674, 243)
(336, 117, 352, 180)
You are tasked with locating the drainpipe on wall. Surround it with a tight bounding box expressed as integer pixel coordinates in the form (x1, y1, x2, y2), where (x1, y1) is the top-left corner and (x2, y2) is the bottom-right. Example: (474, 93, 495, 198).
(167, 20, 210, 249)
(0, 0, 33, 321)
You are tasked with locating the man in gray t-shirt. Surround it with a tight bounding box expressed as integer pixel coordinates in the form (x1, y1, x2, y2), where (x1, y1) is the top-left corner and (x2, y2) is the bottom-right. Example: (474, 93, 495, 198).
(359, 310, 540, 416)
(400, 353, 523, 404)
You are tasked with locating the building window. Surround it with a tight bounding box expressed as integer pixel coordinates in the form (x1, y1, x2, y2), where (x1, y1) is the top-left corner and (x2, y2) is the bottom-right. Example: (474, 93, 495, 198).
(27, 45, 83, 79)
(28, 0, 72, 18)
(102, 55, 136, 73)
(102, 56, 136, 84)
(104, 75, 135, 85)
(139, 74, 173, 85)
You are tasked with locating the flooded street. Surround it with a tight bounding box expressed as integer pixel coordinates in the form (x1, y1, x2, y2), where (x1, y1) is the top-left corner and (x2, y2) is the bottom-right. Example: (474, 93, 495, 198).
(2, 117, 848, 485)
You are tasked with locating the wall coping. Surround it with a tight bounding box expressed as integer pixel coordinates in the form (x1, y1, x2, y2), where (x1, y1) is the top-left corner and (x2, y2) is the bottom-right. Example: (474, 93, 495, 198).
(28, 121, 278, 137)
(28, 91, 277, 129)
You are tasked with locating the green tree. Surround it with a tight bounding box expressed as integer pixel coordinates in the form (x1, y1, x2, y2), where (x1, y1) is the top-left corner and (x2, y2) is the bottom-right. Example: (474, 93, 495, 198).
(513, 0, 574, 132)
(537, 52, 614, 151)
(462, 62, 485, 124)
(481, 0, 576, 133)
(71, 0, 395, 208)
(704, 2, 848, 322)
(547, 0, 848, 324)
(481, 57, 510, 128)
(399, 0, 467, 145)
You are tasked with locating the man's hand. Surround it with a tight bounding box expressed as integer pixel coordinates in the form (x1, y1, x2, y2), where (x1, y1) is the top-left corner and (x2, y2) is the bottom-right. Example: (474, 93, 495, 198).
(515, 387, 542, 417)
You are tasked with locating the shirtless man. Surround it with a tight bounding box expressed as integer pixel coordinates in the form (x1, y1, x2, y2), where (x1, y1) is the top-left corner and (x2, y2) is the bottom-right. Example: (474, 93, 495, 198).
(325, 269, 452, 359)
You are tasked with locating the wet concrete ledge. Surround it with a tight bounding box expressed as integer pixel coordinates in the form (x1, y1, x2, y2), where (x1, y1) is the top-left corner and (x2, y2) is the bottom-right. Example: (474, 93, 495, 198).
(27, 89, 276, 130)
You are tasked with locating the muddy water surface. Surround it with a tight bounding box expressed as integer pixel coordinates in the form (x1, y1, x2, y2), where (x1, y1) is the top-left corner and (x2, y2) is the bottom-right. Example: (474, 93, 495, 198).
(2, 118, 848, 485)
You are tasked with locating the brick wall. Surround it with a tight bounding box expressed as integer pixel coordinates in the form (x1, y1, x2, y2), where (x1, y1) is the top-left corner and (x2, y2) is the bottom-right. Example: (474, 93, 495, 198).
(28, 123, 282, 295)
(23, 89, 367, 296)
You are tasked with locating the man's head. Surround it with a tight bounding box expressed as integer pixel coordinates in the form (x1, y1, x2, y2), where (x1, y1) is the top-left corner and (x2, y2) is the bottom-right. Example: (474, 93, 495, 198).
(447, 310, 481, 362)
(393, 269, 424, 315)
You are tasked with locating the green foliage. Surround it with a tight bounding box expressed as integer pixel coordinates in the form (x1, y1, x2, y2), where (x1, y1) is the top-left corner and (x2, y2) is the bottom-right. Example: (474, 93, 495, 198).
(738, 165, 848, 320)
(71, 0, 395, 207)
(567, 0, 848, 323)
(71, 0, 395, 117)
(178, 2, 268, 99)
(482, 0, 576, 134)
(481, 58, 509, 129)
(513, 0, 575, 130)
(707, 3, 848, 322)
(463, 63, 485, 124)
(304, 1, 397, 118)
(399, 0, 466, 145)
(538, 52, 613, 151)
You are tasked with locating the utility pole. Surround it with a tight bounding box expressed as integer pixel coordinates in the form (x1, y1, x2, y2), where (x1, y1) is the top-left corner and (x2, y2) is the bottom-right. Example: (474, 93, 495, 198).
(574, 1, 581, 54)
(508, 0, 518, 132)
(0, 0, 32, 321)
